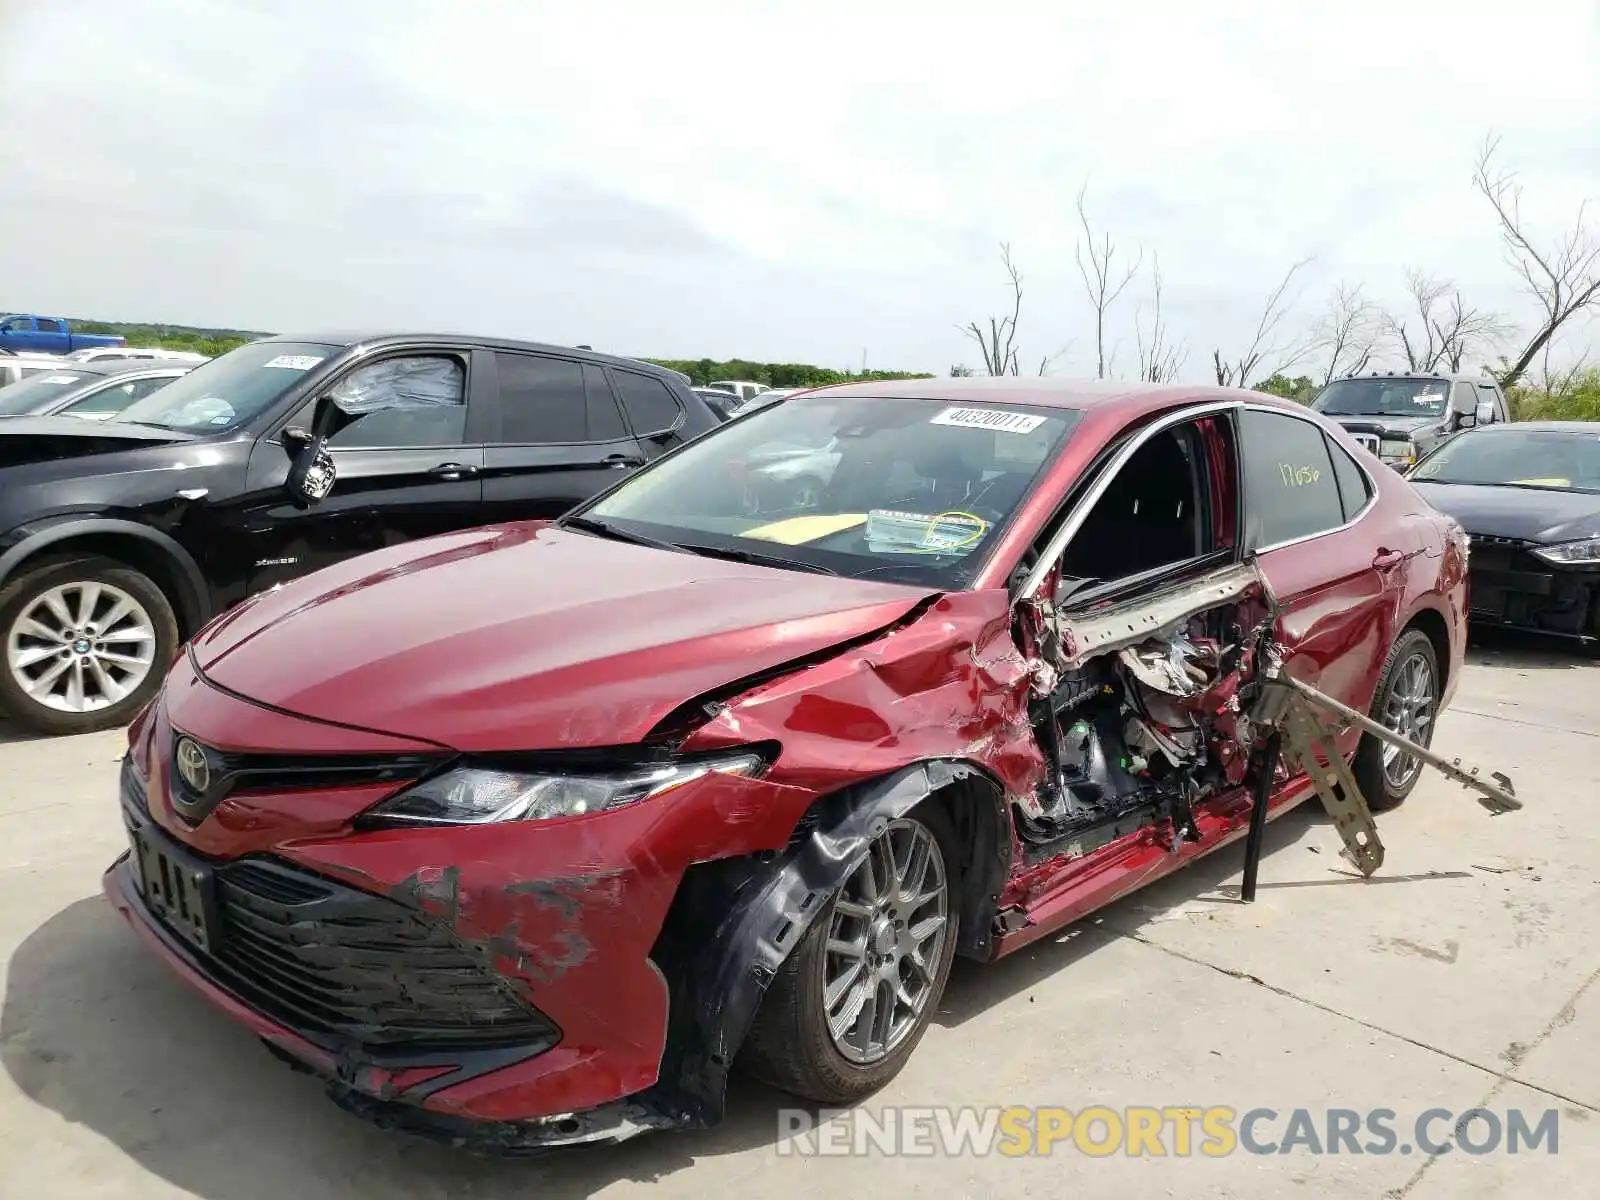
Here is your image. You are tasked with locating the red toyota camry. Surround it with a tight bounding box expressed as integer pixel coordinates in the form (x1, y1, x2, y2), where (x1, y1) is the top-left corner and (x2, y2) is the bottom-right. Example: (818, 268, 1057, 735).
(104, 379, 1467, 1151)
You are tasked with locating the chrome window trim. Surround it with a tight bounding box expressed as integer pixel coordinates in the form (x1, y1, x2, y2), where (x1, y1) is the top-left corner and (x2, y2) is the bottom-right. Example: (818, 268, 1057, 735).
(1019, 399, 1241, 598)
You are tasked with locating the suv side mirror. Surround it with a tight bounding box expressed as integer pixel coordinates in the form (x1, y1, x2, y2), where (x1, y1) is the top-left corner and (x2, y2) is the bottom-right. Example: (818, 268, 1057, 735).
(1474, 398, 1495, 424)
(280, 395, 338, 507)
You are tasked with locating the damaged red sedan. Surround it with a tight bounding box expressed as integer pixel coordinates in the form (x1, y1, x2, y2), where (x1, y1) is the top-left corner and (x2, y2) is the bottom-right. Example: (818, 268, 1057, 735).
(104, 379, 1467, 1151)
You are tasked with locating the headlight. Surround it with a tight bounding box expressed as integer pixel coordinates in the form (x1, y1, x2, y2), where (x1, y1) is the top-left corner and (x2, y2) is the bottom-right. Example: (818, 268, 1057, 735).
(364, 751, 767, 826)
(1532, 537, 1600, 566)
(1379, 438, 1416, 460)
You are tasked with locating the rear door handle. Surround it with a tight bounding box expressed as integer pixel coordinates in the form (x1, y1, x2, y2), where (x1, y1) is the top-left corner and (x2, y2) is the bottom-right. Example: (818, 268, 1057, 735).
(1373, 548, 1406, 569)
(604, 453, 645, 469)
(429, 462, 480, 481)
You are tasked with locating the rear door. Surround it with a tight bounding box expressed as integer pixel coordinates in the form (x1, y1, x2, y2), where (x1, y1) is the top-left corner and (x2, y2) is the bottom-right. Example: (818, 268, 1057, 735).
(236, 349, 488, 593)
(1239, 406, 1410, 748)
(479, 351, 647, 523)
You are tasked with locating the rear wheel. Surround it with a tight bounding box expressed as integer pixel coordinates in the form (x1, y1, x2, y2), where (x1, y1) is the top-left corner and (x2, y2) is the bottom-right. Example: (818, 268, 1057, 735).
(741, 802, 959, 1103)
(0, 556, 177, 736)
(1353, 628, 1439, 811)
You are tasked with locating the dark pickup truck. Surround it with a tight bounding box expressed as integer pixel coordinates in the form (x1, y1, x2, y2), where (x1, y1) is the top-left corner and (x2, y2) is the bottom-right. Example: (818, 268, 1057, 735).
(1309, 371, 1509, 471)
(0, 332, 722, 734)
(0, 314, 127, 355)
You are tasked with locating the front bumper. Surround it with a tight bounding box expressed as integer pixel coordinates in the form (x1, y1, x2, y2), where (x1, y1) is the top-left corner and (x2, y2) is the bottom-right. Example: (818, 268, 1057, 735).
(1466, 536, 1600, 640)
(106, 678, 819, 1150)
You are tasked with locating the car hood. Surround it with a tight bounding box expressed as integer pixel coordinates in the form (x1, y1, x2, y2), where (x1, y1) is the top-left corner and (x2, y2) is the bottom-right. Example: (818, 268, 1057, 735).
(1410, 482, 1600, 544)
(191, 523, 938, 751)
(1324, 414, 1441, 438)
(0, 415, 194, 468)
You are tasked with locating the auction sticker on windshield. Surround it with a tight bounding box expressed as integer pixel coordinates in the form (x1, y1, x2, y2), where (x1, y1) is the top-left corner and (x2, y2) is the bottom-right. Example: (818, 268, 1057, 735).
(865, 509, 989, 555)
(930, 407, 1047, 435)
(262, 355, 324, 370)
(38, 375, 80, 385)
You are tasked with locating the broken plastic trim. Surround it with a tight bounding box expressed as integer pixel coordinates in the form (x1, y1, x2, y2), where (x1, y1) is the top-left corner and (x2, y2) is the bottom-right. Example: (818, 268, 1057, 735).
(647, 760, 1006, 1131)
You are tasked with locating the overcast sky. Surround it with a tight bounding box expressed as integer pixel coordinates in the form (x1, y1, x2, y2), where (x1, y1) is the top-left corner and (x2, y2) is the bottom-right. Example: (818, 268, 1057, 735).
(2, 0, 1597, 379)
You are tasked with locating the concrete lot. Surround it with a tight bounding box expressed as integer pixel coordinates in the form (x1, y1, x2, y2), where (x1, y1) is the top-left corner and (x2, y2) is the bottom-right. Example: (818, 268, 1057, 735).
(0, 634, 1595, 1199)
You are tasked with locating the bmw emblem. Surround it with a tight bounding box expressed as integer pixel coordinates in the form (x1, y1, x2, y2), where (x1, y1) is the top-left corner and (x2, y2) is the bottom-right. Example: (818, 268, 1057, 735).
(175, 737, 211, 795)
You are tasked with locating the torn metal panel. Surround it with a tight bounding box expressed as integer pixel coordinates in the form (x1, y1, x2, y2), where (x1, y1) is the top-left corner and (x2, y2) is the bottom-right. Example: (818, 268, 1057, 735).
(1050, 560, 1268, 669)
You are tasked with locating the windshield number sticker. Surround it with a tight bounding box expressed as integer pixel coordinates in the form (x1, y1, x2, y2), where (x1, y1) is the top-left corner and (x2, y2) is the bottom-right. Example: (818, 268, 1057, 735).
(930, 406, 1046, 435)
(38, 375, 79, 385)
(262, 355, 323, 370)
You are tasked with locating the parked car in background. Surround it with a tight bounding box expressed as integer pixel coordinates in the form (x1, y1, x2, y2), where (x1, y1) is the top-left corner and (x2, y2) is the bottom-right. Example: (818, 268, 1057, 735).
(65, 346, 210, 365)
(692, 386, 738, 420)
(1407, 422, 1600, 641)
(0, 333, 722, 734)
(708, 379, 770, 404)
(0, 353, 77, 388)
(734, 387, 800, 414)
(0, 360, 192, 421)
(0, 314, 126, 355)
(1310, 371, 1508, 471)
(102, 378, 1465, 1153)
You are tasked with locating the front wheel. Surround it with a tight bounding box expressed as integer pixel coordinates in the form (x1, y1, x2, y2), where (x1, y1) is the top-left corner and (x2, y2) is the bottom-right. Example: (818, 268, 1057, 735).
(1353, 628, 1440, 811)
(741, 803, 960, 1104)
(0, 556, 177, 736)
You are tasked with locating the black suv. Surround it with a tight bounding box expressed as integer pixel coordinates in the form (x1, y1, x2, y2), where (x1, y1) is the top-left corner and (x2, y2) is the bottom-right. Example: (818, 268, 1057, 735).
(0, 333, 720, 735)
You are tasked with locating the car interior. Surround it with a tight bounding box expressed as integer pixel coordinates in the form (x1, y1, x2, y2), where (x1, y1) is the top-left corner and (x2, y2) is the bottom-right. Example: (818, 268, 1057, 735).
(1057, 424, 1209, 585)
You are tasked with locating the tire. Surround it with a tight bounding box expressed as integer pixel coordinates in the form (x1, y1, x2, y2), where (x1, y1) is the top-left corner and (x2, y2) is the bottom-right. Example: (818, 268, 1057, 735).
(0, 555, 178, 736)
(1353, 627, 1440, 812)
(741, 801, 961, 1104)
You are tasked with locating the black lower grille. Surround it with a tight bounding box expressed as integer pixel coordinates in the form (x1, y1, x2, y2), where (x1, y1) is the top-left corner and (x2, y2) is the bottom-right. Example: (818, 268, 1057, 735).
(209, 858, 559, 1049)
(118, 759, 557, 1052)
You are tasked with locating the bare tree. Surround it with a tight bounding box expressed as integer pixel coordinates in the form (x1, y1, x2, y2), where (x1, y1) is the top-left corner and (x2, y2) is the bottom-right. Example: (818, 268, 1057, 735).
(1075, 182, 1143, 379)
(1212, 258, 1315, 386)
(1380, 268, 1507, 372)
(1474, 135, 1600, 388)
(960, 242, 1025, 375)
(1314, 282, 1379, 384)
(1135, 253, 1187, 382)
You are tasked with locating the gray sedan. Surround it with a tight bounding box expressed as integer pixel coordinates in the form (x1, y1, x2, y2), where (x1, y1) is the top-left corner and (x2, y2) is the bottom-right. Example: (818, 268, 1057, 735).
(0, 360, 193, 421)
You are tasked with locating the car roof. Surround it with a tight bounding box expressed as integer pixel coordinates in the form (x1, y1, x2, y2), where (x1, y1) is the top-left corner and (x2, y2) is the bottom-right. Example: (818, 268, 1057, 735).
(798, 376, 1270, 412)
(1469, 421, 1600, 434)
(44, 359, 191, 379)
(1325, 371, 1493, 386)
(267, 332, 690, 382)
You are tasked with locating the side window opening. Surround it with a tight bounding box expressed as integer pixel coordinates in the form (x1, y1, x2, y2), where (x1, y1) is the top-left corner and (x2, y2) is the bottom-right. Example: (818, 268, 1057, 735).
(1238, 408, 1344, 548)
(1056, 421, 1216, 590)
(324, 355, 468, 448)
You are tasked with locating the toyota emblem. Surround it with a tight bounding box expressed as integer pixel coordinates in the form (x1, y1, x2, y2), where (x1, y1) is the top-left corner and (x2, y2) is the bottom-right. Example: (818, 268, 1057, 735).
(175, 737, 211, 795)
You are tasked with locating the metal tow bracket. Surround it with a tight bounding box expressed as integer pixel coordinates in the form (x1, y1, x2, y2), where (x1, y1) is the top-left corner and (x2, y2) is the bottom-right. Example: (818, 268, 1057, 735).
(1238, 646, 1520, 900)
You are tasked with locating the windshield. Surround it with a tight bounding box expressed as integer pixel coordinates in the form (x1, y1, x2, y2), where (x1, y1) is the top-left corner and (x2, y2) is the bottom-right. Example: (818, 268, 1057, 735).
(113, 340, 338, 431)
(1410, 430, 1600, 493)
(1313, 378, 1450, 417)
(0, 371, 92, 416)
(579, 395, 1082, 586)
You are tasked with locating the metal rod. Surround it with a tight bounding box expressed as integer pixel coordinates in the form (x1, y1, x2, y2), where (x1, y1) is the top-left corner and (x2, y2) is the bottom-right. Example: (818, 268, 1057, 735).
(1240, 731, 1282, 903)
(1276, 674, 1520, 813)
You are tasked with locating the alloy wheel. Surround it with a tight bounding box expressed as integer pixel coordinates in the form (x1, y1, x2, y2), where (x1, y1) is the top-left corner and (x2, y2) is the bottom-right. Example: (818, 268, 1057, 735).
(5, 581, 158, 714)
(820, 818, 950, 1065)
(1380, 651, 1435, 789)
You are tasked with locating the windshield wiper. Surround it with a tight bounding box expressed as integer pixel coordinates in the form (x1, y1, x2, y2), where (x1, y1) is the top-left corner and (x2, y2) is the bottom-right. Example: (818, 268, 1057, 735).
(675, 543, 839, 576)
(560, 516, 683, 553)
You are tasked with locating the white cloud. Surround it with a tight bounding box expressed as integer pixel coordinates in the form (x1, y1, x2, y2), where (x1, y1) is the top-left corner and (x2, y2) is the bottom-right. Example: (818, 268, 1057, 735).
(1, 0, 1595, 377)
